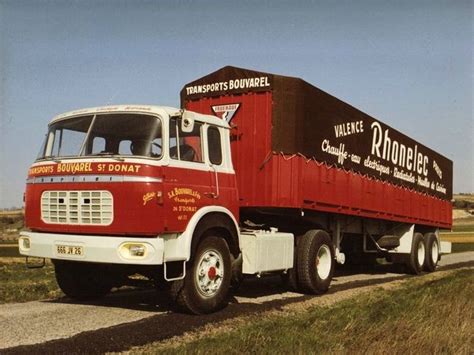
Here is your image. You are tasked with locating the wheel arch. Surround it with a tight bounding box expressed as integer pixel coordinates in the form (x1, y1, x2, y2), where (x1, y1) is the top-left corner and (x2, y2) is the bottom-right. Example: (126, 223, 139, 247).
(191, 211, 240, 259)
(168, 206, 240, 262)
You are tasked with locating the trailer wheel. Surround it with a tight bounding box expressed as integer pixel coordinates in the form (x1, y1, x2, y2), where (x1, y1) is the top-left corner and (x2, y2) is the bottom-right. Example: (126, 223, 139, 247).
(405, 233, 426, 275)
(54, 261, 112, 300)
(297, 230, 334, 294)
(423, 233, 439, 272)
(170, 236, 231, 314)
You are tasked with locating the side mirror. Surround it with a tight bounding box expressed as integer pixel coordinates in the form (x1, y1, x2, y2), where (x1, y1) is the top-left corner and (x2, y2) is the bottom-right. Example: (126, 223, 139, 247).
(181, 110, 195, 133)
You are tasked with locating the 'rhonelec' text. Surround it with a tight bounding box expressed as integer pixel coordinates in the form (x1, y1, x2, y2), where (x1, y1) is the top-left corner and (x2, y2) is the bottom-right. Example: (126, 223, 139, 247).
(370, 122, 428, 176)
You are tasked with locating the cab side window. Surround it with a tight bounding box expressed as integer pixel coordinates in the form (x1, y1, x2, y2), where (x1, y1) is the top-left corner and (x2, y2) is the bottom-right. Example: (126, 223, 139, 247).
(169, 118, 203, 163)
(207, 126, 222, 165)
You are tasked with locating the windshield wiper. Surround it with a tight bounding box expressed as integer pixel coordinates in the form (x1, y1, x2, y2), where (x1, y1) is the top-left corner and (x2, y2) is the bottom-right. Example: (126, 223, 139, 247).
(42, 155, 62, 163)
(90, 152, 125, 161)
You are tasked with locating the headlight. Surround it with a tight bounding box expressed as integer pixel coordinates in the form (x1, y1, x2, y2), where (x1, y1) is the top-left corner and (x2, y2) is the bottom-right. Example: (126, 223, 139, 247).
(119, 243, 148, 259)
(19, 237, 31, 252)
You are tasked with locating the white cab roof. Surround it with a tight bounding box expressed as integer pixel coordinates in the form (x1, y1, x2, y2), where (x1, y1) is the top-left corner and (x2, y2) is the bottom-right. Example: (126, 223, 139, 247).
(50, 105, 229, 128)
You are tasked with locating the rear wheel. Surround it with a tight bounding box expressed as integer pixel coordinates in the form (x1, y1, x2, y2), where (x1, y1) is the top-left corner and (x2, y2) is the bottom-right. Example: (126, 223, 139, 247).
(54, 261, 113, 300)
(169, 236, 231, 314)
(405, 233, 425, 275)
(297, 230, 335, 294)
(423, 233, 439, 272)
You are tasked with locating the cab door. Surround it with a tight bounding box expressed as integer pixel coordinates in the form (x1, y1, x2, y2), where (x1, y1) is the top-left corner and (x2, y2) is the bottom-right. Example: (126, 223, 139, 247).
(163, 117, 213, 232)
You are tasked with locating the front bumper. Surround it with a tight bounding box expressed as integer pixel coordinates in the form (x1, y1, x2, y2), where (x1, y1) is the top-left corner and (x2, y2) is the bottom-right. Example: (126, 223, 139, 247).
(19, 231, 164, 265)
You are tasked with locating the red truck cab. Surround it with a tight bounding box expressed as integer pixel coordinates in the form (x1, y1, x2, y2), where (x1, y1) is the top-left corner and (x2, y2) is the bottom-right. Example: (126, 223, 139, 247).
(21, 105, 243, 313)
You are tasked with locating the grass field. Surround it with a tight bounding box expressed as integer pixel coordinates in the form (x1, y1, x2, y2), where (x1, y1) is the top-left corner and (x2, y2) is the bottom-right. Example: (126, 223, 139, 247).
(0, 209, 24, 216)
(0, 245, 21, 257)
(440, 219, 474, 251)
(452, 223, 474, 232)
(451, 243, 474, 253)
(133, 269, 474, 354)
(0, 260, 61, 304)
(440, 209, 474, 248)
(453, 193, 474, 203)
(440, 232, 474, 243)
(0, 209, 24, 238)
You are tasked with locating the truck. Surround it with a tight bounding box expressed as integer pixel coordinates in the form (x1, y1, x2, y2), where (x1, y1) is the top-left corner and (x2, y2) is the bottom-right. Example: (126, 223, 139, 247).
(19, 66, 453, 314)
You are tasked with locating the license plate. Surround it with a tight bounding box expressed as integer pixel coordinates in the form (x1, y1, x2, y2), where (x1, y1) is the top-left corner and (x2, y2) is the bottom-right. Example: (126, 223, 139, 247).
(56, 244, 84, 256)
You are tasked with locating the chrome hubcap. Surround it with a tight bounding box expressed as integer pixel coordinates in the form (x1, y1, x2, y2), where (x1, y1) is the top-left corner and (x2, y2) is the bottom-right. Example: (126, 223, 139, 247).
(316, 245, 331, 280)
(195, 249, 224, 298)
(431, 240, 439, 264)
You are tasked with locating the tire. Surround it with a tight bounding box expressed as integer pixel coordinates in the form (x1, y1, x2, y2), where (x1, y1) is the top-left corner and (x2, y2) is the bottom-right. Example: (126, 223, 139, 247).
(405, 232, 426, 275)
(423, 233, 439, 272)
(296, 229, 335, 294)
(169, 236, 232, 314)
(54, 261, 112, 300)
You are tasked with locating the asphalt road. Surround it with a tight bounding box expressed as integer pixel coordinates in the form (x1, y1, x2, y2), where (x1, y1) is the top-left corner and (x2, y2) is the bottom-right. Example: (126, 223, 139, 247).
(1, 251, 473, 354)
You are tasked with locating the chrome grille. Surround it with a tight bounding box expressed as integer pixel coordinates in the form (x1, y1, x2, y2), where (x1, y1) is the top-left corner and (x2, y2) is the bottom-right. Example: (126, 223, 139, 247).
(41, 191, 113, 225)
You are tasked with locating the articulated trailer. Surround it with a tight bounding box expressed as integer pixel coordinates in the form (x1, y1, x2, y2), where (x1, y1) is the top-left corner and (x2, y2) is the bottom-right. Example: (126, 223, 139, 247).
(20, 66, 452, 313)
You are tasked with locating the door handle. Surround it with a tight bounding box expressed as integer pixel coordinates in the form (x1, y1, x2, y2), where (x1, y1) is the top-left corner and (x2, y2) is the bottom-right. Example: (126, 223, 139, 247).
(204, 192, 218, 199)
(209, 164, 220, 199)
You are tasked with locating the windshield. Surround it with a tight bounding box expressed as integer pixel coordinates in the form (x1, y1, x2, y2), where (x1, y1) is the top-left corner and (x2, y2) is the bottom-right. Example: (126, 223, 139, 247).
(37, 113, 163, 160)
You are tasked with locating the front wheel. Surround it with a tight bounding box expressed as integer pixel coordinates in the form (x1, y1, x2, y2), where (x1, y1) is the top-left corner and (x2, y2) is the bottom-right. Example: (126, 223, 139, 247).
(169, 236, 232, 314)
(296, 229, 335, 294)
(54, 261, 113, 300)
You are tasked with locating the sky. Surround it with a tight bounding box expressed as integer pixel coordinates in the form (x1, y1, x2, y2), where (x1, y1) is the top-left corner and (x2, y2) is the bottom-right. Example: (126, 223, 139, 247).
(0, 0, 472, 208)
